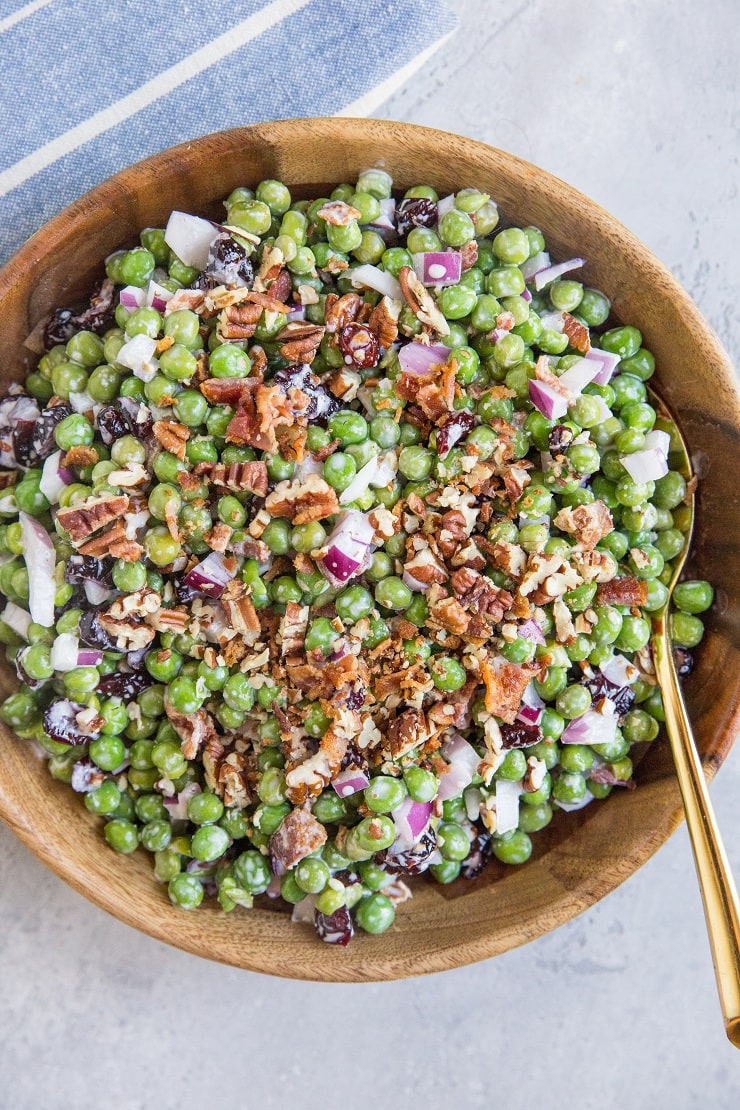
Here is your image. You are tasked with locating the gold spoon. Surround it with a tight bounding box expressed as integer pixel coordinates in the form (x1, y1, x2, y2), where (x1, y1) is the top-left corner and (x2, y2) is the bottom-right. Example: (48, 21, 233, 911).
(648, 389, 740, 1047)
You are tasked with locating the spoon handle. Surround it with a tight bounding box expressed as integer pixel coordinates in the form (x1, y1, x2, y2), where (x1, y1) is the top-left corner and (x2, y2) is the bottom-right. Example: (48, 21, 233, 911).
(653, 632, 740, 1047)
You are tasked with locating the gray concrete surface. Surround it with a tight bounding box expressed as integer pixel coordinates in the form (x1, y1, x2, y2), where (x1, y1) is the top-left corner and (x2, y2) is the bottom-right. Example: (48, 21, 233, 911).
(1, 1, 739, 1106)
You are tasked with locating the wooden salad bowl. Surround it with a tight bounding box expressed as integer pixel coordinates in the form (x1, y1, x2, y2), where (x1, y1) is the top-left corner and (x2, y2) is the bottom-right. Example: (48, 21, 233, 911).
(0, 119, 738, 981)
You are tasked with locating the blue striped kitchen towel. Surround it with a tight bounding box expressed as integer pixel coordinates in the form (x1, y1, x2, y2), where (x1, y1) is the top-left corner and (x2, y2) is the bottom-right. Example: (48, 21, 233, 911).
(0, 0, 456, 265)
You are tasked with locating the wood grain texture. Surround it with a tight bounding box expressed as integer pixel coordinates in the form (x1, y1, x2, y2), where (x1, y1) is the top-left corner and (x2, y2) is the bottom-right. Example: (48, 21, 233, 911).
(0, 118, 738, 981)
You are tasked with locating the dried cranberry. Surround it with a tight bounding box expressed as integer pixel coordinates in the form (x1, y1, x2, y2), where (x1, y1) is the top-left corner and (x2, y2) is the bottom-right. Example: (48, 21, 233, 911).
(97, 404, 134, 445)
(204, 233, 254, 289)
(338, 322, 379, 369)
(43, 309, 77, 350)
(29, 403, 73, 463)
(314, 905, 354, 946)
(97, 670, 152, 699)
(673, 647, 695, 676)
(582, 671, 636, 720)
(271, 364, 339, 423)
(500, 721, 544, 749)
(379, 827, 438, 876)
(436, 410, 476, 458)
(548, 424, 574, 456)
(72, 278, 116, 335)
(339, 745, 368, 773)
(460, 828, 492, 879)
(65, 555, 113, 588)
(78, 610, 119, 652)
(42, 699, 91, 746)
(344, 684, 366, 711)
(396, 197, 438, 236)
(70, 757, 105, 793)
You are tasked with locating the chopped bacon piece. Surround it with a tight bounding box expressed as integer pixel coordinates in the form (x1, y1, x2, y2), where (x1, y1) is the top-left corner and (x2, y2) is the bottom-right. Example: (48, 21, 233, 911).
(479, 658, 537, 723)
(595, 576, 649, 607)
(562, 312, 591, 353)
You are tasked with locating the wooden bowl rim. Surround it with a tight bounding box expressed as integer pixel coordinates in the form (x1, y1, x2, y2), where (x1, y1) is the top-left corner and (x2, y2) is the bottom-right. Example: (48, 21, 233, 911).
(0, 117, 738, 980)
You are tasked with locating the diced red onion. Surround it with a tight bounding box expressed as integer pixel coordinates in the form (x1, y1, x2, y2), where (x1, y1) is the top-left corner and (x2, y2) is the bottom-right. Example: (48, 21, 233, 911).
(398, 341, 450, 376)
(369, 197, 396, 232)
(583, 347, 620, 386)
(2, 602, 31, 640)
(291, 894, 317, 924)
(600, 653, 639, 687)
(495, 778, 521, 835)
(119, 285, 146, 311)
(553, 789, 595, 812)
(116, 334, 159, 382)
(558, 358, 601, 396)
(539, 309, 566, 333)
(436, 194, 456, 220)
(146, 280, 174, 313)
(332, 768, 370, 798)
(520, 251, 550, 281)
(644, 429, 671, 457)
(287, 304, 306, 322)
(50, 633, 80, 672)
(561, 709, 617, 746)
(19, 511, 55, 627)
(338, 450, 397, 506)
(350, 263, 402, 302)
(391, 796, 433, 849)
(266, 873, 283, 899)
(39, 449, 73, 505)
(464, 785, 482, 822)
(518, 619, 545, 645)
(528, 379, 569, 420)
(521, 288, 532, 303)
(162, 782, 201, 821)
(522, 680, 546, 711)
(517, 703, 543, 727)
(438, 734, 479, 801)
(83, 580, 114, 606)
(182, 551, 236, 599)
(164, 210, 218, 270)
(619, 447, 669, 483)
(319, 511, 375, 587)
(77, 649, 103, 667)
(533, 257, 586, 291)
(412, 251, 462, 287)
(591, 395, 612, 425)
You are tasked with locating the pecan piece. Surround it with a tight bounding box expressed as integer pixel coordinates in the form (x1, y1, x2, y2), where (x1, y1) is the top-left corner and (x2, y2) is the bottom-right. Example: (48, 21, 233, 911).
(270, 807, 327, 874)
(221, 578, 261, 645)
(267, 268, 292, 303)
(61, 445, 98, 468)
(264, 474, 339, 524)
(153, 419, 190, 461)
(56, 495, 130, 543)
(204, 523, 232, 553)
(398, 266, 450, 336)
(324, 292, 362, 334)
(479, 659, 538, 723)
(277, 322, 325, 364)
(427, 597, 470, 636)
(316, 200, 362, 226)
(367, 295, 400, 348)
(562, 312, 591, 353)
(553, 500, 613, 551)
(77, 519, 143, 561)
(384, 708, 429, 759)
(165, 698, 216, 761)
(217, 300, 263, 341)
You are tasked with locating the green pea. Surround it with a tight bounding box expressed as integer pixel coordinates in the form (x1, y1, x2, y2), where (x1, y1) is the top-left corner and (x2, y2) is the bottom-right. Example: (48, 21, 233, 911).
(104, 818, 139, 854)
(168, 874, 204, 909)
(374, 576, 412, 612)
(355, 893, 395, 934)
(364, 775, 407, 814)
(673, 580, 714, 614)
(492, 830, 532, 865)
(671, 611, 705, 648)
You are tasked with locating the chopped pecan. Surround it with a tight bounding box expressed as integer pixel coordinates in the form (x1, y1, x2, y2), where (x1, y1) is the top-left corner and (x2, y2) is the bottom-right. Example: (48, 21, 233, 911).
(367, 296, 400, 348)
(245, 290, 291, 315)
(311, 437, 341, 462)
(427, 596, 470, 636)
(279, 602, 309, 657)
(77, 519, 143, 561)
(562, 312, 591, 353)
(61, 444, 98, 468)
(437, 510, 469, 559)
(204, 523, 232, 553)
(264, 474, 339, 524)
(398, 266, 450, 336)
(553, 597, 576, 643)
(270, 807, 328, 874)
(277, 321, 325, 364)
(221, 578, 261, 645)
(165, 698, 216, 761)
(217, 300, 263, 341)
(153, 419, 190, 460)
(147, 607, 189, 633)
(571, 549, 617, 584)
(97, 612, 156, 651)
(384, 709, 429, 759)
(503, 465, 531, 504)
(324, 292, 362, 334)
(285, 724, 348, 805)
(595, 575, 649, 607)
(491, 541, 527, 581)
(56, 495, 129, 543)
(194, 459, 268, 497)
(218, 750, 255, 808)
(253, 244, 285, 293)
(459, 239, 479, 271)
(450, 568, 513, 621)
(368, 506, 398, 542)
(553, 500, 613, 550)
(403, 545, 448, 586)
(163, 289, 206, 316)
(297, 283, 319, 305)
(317, 200, 362, 226)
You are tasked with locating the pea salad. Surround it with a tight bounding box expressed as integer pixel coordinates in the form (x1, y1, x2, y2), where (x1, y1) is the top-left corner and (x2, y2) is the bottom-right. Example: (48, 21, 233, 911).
(0, 169, 713, 946)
